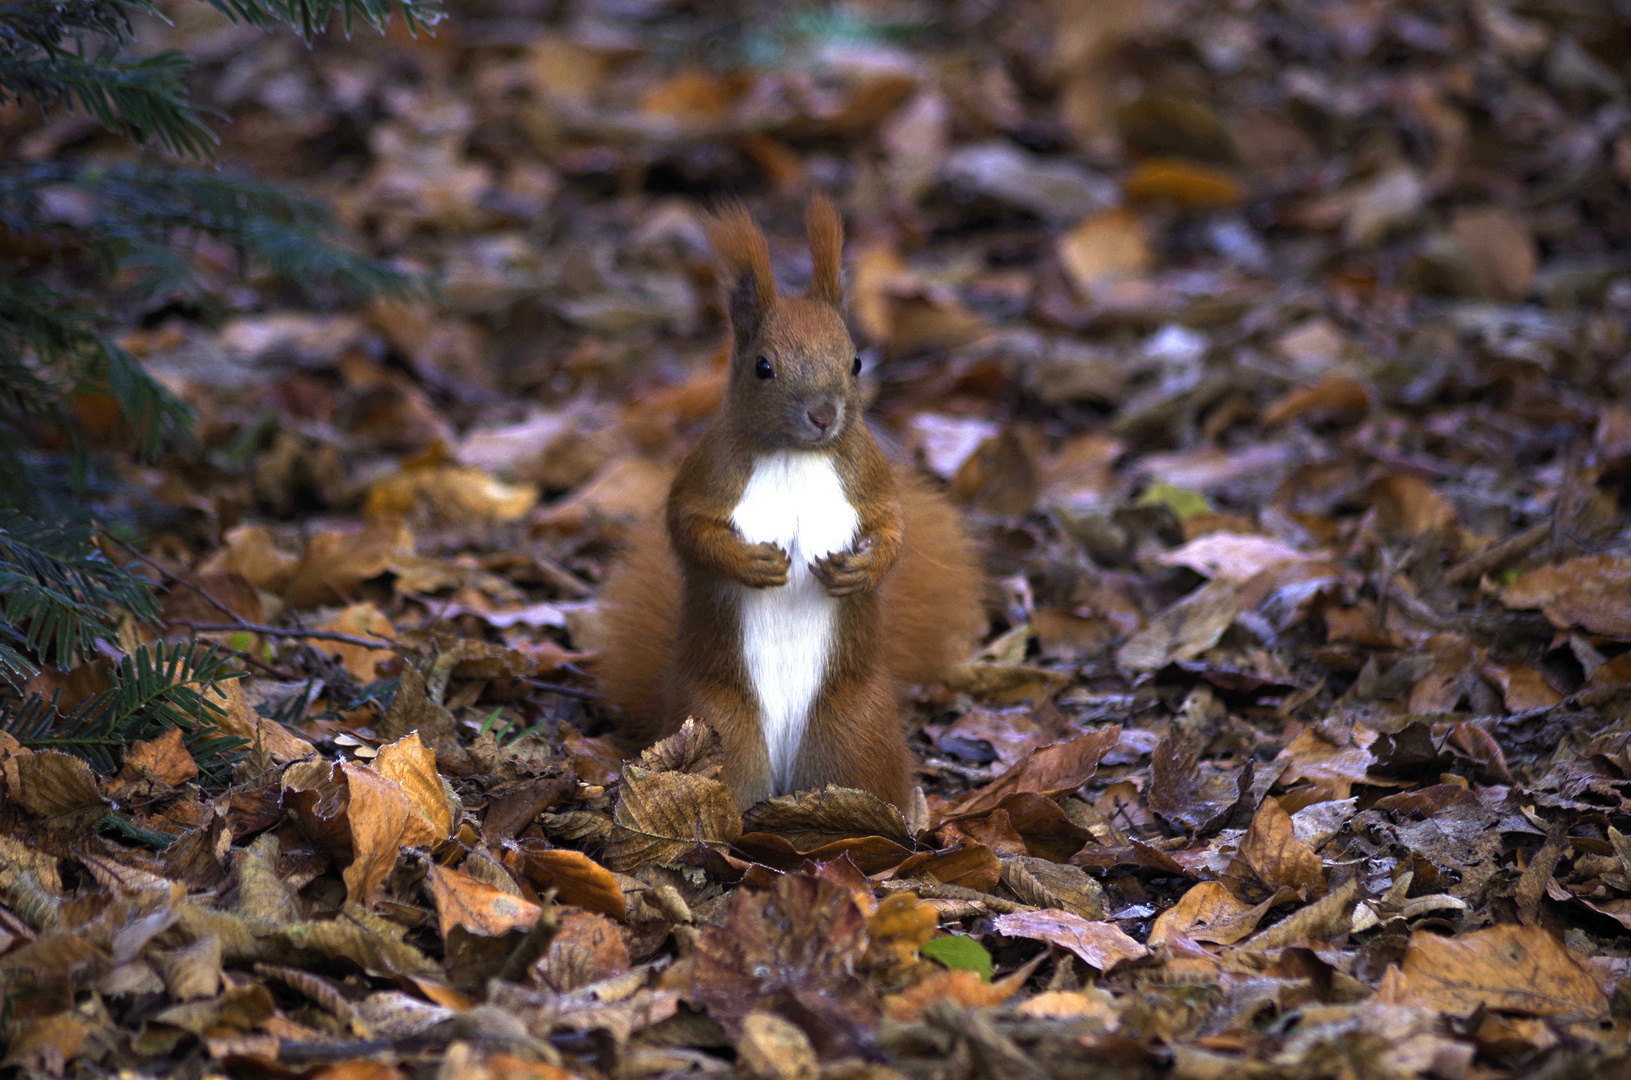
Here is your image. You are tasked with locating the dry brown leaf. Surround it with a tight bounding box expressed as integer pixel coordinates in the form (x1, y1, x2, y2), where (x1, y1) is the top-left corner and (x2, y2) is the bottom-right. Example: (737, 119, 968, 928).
(737, 1010, 818, 1080)
(880, 963, 1035, 1023)
(340, 759, 441, 910)
(425, 862, 542, 938)
(1058, 208, 1151, 294)
(317, 602, 397, 683)
(283, 515, 415, 608)
(1148, 881, 1291, 947)
(365, 462, 536, 524)
(1503, 556, 1631, 638)
(531, 458, 672, 533)
(1388, 924, 1606, 1018)
(1116, 579, 1243, 672)
(1450, 205, 1536, 300)
(506, 842, 626, 921)
(1122, 159, 1243, 207)
(197, 525, 298, 595)
(123, 726, 198, 787)
(1156, 533, 1313, 584)
(942, 725, 1120, 817)
(892, 842, 1002, 892)
(603, 765, 741, 872)
(636, 716, 724, 778)
(373, 731, 456, 841)
(864, 892, 938, 974)
(740, 786, 913, 851)
(208, 678, 316, 764)
(1241, 796, 1326, 899)
(1366, 474, 1457, 541)
(3, 750, 107, 827)
(1262, 376, 1372, 427)
(991, 909, 1148, 971)
(683, 873, 874, 1057)
(533, 910, 628, 992)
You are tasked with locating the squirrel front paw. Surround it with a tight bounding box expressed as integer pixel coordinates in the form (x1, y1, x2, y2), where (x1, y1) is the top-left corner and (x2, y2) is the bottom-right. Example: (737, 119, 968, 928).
(737, 541, 792, 588)
(811, 539, 877, 597)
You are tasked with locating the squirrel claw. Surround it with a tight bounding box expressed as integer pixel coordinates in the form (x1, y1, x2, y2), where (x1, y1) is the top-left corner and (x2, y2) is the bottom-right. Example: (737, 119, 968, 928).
(812, 547, 875, 596)
(740, 541, 791, 588)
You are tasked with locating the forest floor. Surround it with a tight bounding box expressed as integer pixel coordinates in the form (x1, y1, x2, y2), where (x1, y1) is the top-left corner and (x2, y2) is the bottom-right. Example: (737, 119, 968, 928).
(5, 0, 1631, 1077)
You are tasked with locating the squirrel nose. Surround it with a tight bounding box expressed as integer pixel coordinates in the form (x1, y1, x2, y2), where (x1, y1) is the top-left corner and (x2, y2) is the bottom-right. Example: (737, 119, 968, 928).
(807, 404, 836, 431)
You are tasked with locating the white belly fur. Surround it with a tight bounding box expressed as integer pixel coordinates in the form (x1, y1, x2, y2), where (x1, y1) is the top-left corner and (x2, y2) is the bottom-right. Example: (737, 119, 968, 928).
(729, 451, 860, 795)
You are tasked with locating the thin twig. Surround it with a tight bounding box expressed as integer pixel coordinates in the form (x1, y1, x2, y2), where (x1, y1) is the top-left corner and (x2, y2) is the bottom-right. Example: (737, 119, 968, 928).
(174, 621, 396, 649)
(99, 528, 245, 623)
(1445, 521, 1551, 586)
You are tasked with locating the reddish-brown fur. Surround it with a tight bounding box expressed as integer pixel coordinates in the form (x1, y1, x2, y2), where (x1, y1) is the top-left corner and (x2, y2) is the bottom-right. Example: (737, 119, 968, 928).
(594, 197, 984, 808)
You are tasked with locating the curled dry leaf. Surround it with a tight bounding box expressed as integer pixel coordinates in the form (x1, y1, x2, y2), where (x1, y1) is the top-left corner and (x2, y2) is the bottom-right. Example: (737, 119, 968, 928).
(602, 765, 741, 873)
(340, 758, 443, 911)
(506, 841, 626, 921)
(1147, 881, 1295, 947)
(943, 726, 1121, 817)
(636, 716, 724, 778)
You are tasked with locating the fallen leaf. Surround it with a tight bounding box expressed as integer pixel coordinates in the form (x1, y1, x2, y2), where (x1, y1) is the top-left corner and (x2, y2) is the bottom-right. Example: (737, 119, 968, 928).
(943, 726, 1121, 816)
(1122, 159, 1243, 207)
(425, 863, 542, 937)
(741, 786, 913, 851)
(1148, 881, 1291, 947)
(1156, 533, 1313, 584)
(1503, 556, 1631, 637)
(603, 765, 741, 872)
(1058, 208, 1151, 294)
(317, 602, 397, 683)
(684, 873, 875, 1058)
(1241, 796, 1327, 899)
(1388, 924, 1606, 1018)
(506, 843, 626, 921)
(991, 909, 1148, 971)
(1116, 580, 1243, 672)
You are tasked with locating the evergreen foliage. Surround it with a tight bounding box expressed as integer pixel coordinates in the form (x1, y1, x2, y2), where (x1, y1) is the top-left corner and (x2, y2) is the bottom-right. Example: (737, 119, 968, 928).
(0, 0, 437, 774)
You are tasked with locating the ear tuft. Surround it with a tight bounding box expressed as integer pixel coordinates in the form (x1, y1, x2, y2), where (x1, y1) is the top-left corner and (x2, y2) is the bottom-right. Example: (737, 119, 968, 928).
(706, 201, 777, 343)
(806, 193, 844, 308)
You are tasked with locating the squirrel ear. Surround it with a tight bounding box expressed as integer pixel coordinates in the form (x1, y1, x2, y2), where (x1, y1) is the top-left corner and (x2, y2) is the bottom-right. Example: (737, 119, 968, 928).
(806, 193, 844, 308)
(706, 201, 777, 346)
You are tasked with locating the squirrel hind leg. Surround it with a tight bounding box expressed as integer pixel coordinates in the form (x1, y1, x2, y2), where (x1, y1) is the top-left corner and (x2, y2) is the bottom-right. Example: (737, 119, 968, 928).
(880, 466, 986, 687)
(591, 513, 680, 749)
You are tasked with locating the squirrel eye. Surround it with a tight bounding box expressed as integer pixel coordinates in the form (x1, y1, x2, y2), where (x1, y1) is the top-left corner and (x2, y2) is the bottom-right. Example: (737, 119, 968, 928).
(754, 357, 774, 379)
(852, 355, 862, 377)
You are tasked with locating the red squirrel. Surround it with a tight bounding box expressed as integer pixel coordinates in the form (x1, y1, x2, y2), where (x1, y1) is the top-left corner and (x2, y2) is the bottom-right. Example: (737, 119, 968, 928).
(595, 197, 984, 808)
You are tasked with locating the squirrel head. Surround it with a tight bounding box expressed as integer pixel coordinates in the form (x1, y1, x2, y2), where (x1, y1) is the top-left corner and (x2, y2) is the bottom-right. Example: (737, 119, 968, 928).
(706, 196, 858, 450)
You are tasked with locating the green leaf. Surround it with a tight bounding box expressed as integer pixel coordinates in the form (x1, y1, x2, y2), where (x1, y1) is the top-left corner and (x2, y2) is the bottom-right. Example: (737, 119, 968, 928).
(921, 934, 993, 982)
(1137, 481, 1211, 521)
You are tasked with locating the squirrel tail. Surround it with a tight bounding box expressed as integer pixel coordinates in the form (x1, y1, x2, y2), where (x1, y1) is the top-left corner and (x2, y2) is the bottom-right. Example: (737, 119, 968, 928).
(590, 512, 679, 747)
(881, 466, 986, 686)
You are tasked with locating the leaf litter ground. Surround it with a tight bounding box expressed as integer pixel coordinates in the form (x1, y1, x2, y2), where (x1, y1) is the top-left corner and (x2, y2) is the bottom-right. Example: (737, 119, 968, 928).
(5, 0, 1631, 1077)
